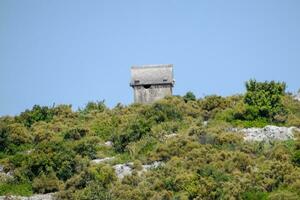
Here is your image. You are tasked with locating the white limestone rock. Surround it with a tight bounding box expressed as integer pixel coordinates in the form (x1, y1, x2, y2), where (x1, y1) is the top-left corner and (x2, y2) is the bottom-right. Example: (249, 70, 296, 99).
(0, 193, 54, 200)
(98, 141, 113, 147)
(113, 162, 133, 179)
(91, 157, 115, 164)
(113, 161, 163, 179)
(142, 161, 163, 171)
(164, 133, 178, 139)
(241, 125, 299, 142)
(104, 141, 113, 147)
(0, 168, 14, 182)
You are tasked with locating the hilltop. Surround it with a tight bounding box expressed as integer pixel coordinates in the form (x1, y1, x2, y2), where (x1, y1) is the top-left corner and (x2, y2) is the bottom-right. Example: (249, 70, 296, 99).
(1, 80, 300, 200)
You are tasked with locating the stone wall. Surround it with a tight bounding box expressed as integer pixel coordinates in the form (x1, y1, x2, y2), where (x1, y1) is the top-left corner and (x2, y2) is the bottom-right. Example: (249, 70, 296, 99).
(133, 84, 172, 103)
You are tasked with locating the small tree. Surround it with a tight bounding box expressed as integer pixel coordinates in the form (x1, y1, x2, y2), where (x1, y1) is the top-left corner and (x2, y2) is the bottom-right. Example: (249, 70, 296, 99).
(183, 92, 196, 102)
(244, 80, 287, 123)
(17, 105, 54, 127)
(83, 100, 106, 113)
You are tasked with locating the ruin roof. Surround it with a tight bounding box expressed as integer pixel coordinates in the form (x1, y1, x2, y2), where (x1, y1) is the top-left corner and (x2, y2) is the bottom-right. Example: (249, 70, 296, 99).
(130, 64, 174, 86)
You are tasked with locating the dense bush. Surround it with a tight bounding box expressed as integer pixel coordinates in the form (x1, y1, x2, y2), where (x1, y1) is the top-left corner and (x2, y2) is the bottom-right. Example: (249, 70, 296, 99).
(82, 100, 107, 113)
(17, 105, 55, 127)
(64, 127, 90, 140)
(0, 81, 300, 199)
(183, 91, 196, 102)
(0, 182, 33, 196)
(217, 80, 289, 127)
(32, 172, 62, 193)
(243, 80, 287, 122)
(201, 95, 230, 120)
(113, 118, 151, 153)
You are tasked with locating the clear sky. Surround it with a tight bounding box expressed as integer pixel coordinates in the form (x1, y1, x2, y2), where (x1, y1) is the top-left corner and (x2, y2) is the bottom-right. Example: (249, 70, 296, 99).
(1, 0, 300, 116)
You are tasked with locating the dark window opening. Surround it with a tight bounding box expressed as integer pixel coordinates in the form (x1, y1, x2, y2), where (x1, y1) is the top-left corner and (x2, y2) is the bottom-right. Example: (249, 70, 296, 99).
(134, 80, 140, 84)
(163, 79, 168, 82)
(143, 84, 151, 89)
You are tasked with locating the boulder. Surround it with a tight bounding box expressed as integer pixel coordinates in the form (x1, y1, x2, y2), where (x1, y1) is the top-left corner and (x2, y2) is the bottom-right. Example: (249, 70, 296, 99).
(113, 163, 133, 179)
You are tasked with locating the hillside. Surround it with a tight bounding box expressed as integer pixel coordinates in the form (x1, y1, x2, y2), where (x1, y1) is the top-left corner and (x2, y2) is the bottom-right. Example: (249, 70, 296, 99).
(1, 80, 300, 200)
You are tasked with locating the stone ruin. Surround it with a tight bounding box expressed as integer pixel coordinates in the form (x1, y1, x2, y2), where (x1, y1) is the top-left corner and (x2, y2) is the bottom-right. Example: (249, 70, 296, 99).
(130, 64, 175, 104)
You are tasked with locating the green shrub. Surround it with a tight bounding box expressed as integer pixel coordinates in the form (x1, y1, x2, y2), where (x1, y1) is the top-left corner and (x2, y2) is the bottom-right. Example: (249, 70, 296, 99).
(82, 100, 106, 113)
(91, 114, 116, 140)
(197, 166, 229, 182)
(74, 138, 99, 159)
(243, 80, 287, 122)
(201, 95, 230, 120)
(113, 118, 151, 153)
(32, 172, 62, 194)
(242, 190, 268, 200)
(183, 91, 196, 102)
(144, 102, 183, 123)
(268, 190, 299, 200)
(64, 127, 90, 140)
(17, 105, 54, 127)
(1, 84, 300, 198)
(292, 150, 300, 166)
(0, 182, 33, 196)
(7, 123, 33, 145)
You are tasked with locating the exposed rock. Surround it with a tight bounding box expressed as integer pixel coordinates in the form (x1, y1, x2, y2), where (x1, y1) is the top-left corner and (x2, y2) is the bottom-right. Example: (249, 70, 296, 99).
(98, 141, 113, 147)
(113, 162, 133, 179)
(104, 141, 113, 147)
(142, 161, 163, 171)
(240, 125, 299, 142)
(0, 193, 54, 200)
(294, 92, 300, 101)
(91, 157, 115, 164)
(164, 133, 178, 139)
(0, 169, 13, 182)
(113, 161, 163, 179)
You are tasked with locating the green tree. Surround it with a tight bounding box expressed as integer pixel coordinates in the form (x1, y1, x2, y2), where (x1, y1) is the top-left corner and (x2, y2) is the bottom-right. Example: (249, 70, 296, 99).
(243, 80, 287, 123)
(17, 105, 54, 127)
(83, 100, 106, 113)
(183, 92, 196, 102)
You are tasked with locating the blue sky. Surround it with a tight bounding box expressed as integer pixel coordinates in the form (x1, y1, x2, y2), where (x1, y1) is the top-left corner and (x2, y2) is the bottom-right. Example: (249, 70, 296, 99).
(1, 0, 300, 116)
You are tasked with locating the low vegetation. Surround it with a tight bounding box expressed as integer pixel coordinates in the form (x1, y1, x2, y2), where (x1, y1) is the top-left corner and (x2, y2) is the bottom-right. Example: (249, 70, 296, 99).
(1, 80, 300, 199)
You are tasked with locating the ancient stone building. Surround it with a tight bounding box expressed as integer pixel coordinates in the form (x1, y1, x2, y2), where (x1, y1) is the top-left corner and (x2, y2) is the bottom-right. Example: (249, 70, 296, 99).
(130, 64, 174, 104)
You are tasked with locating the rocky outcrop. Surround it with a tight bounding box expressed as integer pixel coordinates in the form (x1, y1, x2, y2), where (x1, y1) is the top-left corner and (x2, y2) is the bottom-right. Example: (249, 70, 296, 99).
(164, 133, 178, 139)
(91, 157, 115, 164)
(113, 162, 133, 179)
(0, 165, 13, 182)
(0, 193, 54, 200)
(113, 161, 163, 179)
(240, 125, 299, 142)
